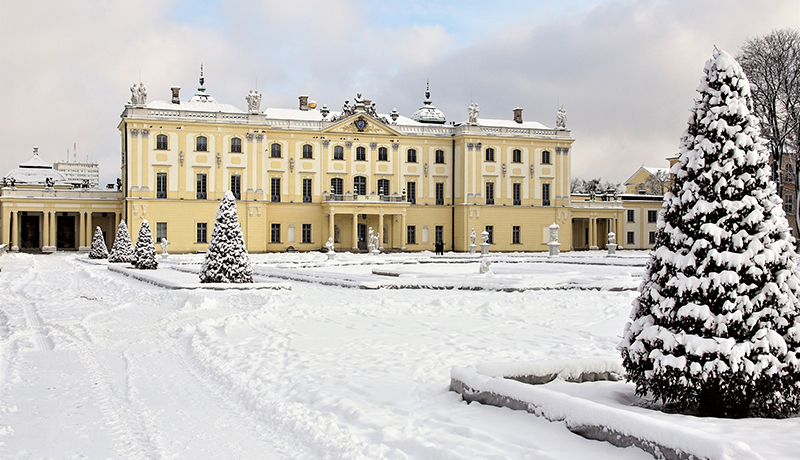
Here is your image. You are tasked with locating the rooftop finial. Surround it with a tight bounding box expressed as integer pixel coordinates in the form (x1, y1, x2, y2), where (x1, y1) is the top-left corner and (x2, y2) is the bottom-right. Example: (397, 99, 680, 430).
(199, 63, 205, 88)
(425, 79, 431, 101)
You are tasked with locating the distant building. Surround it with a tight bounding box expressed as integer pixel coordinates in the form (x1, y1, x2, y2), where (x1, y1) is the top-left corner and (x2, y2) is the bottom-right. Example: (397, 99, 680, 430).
(54, 160, 100, 189)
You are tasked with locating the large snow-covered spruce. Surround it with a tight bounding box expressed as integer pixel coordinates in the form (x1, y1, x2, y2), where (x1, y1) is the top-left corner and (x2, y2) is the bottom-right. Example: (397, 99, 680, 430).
(620, 49, 800, 418)
(108, 220, 135, 263)
(200, 191, 253, 283)
(133, 220, 158, 270)
(88, 226, 109, 259)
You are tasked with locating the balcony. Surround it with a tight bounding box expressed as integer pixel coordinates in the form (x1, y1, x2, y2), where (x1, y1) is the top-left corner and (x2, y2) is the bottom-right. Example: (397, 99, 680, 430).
(323, 192, 406, 203)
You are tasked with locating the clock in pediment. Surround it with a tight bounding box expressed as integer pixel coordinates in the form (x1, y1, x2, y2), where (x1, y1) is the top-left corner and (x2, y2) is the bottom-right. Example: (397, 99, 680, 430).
(354, 117, 367, 132)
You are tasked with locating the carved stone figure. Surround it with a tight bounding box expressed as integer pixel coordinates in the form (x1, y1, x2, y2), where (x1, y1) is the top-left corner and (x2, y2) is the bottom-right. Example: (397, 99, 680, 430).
(556, 107, 567, 129)
(138, 83, 147, 105)
(470, 228, 476, 245)
(479, 258, 492, 274)
(325, 237, 335, 253)
(246, 90, 262, 114)
(160, 237, 169, 256)
(130, 82, 147, 106)
(468, 103, 480, 124)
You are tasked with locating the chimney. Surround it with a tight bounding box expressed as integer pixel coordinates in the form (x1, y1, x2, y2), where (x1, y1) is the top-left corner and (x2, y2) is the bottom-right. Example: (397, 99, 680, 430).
(299, 95, 309, 111)
(513, 107, 523, 124)
(171, 86, 181, 104)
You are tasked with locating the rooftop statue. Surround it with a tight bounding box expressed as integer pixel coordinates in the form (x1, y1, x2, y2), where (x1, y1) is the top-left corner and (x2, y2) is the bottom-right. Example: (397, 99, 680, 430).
(246, 90, 262, 114)
(556, 107, 567, 129)
(468, 103, 480, 124)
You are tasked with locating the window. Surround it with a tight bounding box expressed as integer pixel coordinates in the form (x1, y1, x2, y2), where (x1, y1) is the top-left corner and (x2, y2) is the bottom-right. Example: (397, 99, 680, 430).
(649, 231, 656, 245)
(513, 183, 521, 206)
(302, 144, 313, 159)
(156, 222, 167, 242)
(334, 145, 344, 160)
(378, 147, 388, 161)
(485, 226, 494, 244)
(271, 177, 281, 202)
(512, 225, 521, 244)
(407, 225, 416, 244)
(231, 175, 241, 200)
(406, 181, 416, 204)
(627, 210, 635, 223)
(647, 210, 658, 223)
(354, 176, 367, 196)
(435, 182, 444, 205)
(435, 149, 445, 164)
(156, 134, 168, 150)
(377, 178, 390, 196)
(271, 223, 281, 243)
(542, 183, 551, 206)
(356, 146, 366, 161)
(230, 137, 242, 153)
(196, 136, 208, 152)
(541, 150, 551, 164)
(156, 172, 167, 199)
(302, 224, 312, 244)
(486, 182, 495, 205)
(331, 177, 343, 196)
(303, 178, 312, 203)
(407, 148, 417, 163)
(270, 143, 282, 158)
(785, 195, 794, 214)
(627, 231, 635, 245)
(512, 149, 522, 163)
(485, 147, 495, 162)
(196, 173, 207, 200)
(435, 225, 444, 246)
(196, 223, 208, 243)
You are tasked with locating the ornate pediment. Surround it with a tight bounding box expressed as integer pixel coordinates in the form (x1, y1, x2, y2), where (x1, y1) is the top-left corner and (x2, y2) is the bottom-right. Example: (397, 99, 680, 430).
(323, 114, 400, 136)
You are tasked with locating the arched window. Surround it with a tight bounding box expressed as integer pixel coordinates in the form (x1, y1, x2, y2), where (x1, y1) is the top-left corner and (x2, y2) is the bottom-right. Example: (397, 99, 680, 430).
(270, 143, 282, 158)
(485, 147, 495, 162)
(334, 145, 344, 160)
(407, 148, 417, 163)
(353, 176, 367, 196)
(435, 149, 445, 164)
(512, 149, 522, 163)
(230, 137, 242, 153)
(196, 135, 208, 152)
(156, 134, 168, 150)
(377, 178, 390, 196)
(302, 144, 313, 159)
(378, 147, 388, 161)
(356, 146, 366, 161)
(542, 150, 551, 164)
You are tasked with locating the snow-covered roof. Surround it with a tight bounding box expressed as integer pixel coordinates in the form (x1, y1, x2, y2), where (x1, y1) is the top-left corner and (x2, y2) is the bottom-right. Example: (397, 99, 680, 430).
(4, 149, 69, 184)
(643, 166, 668, 176)
(471, 118, 549, 130)
(147, 100, 245, 114)
(411, 84, 447, 124)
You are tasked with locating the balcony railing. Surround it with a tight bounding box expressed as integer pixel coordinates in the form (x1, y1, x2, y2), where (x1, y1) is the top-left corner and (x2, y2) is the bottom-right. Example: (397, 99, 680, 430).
(324, 192, 406, 203)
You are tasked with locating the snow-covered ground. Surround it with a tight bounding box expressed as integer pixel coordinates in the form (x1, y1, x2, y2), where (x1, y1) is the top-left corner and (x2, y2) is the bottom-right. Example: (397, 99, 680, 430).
(0, 251, 797, 459)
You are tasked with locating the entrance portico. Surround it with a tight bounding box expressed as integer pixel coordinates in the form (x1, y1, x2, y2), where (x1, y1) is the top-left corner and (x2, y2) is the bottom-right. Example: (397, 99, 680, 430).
(323, 201, 408, 252)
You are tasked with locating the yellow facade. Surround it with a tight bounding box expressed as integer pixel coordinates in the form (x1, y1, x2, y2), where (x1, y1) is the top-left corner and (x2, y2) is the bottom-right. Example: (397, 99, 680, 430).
(117, 84, 580, 254)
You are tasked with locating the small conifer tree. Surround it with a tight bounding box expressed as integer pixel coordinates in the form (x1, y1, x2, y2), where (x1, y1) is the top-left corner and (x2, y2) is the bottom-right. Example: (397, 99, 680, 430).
(88, 226, 109, 259)
(620, 49, 800, 418)
(133, 220, 158, 270)
(108, 220, 135, 263)
(200, 190, 253, 283)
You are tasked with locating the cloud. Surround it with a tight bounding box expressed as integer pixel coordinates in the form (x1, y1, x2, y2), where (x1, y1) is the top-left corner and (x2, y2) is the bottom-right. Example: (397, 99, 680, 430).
(0, 0, 797, 186)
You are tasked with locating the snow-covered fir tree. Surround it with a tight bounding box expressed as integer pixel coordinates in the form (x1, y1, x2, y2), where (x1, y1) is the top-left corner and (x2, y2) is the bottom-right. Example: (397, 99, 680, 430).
(200, 190, 253, 283)
(620, 49, 800, 418)
(88, 226, 109, 259)
(133, 220, 158, 270)
(108, 220, 135, 263)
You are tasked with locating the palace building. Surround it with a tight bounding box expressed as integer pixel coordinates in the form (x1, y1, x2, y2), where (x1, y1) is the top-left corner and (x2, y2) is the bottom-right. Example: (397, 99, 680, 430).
(2, 70, 665, 254)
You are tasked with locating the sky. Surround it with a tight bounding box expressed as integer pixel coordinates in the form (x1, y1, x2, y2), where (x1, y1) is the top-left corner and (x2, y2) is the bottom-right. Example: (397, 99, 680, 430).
(1, 0, 798, 186)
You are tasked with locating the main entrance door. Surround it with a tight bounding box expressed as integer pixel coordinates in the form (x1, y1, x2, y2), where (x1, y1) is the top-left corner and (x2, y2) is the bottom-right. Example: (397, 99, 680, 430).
(20, 215, 40, 250)
(358, 223, 367, 251)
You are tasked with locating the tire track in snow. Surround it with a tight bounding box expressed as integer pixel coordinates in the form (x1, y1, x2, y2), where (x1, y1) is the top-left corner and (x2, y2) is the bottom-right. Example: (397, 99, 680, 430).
(10, 256, 171, 460)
